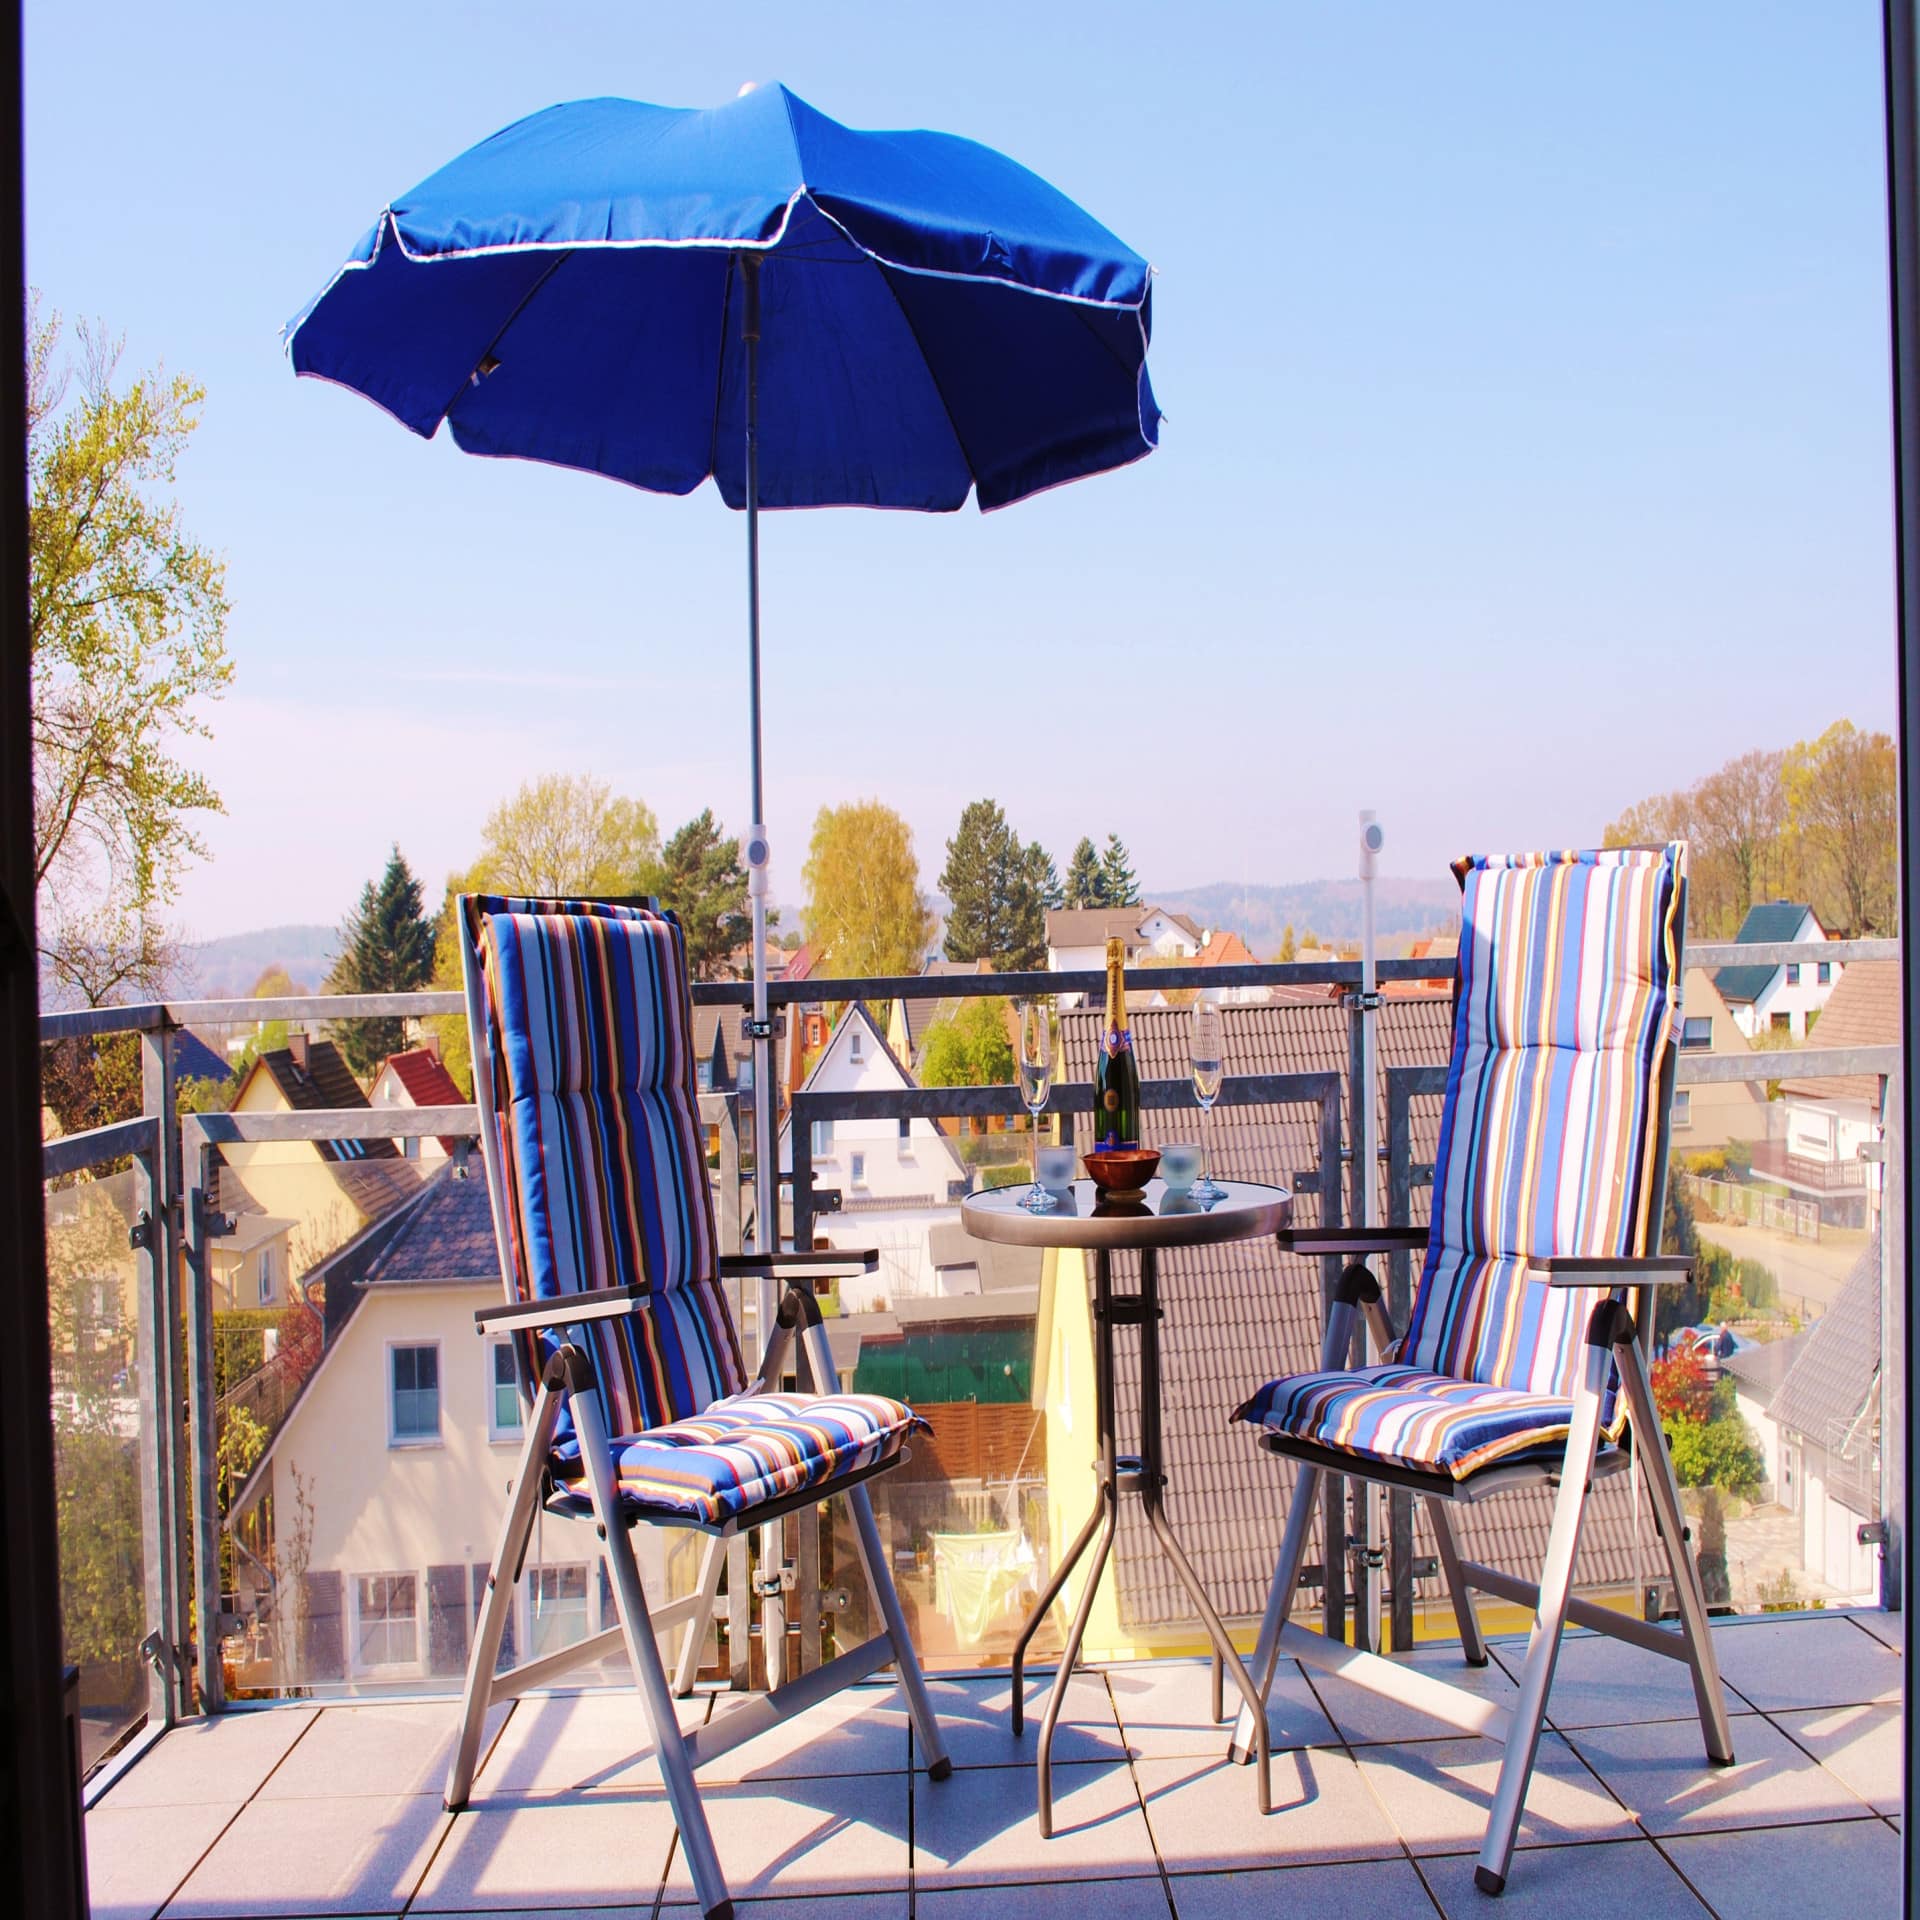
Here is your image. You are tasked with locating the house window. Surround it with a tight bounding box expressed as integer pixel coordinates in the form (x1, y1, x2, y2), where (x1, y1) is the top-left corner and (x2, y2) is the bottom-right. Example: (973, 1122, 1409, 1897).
(1817, 961, 1832, 985)
(355, 1572, 418, 1670)
(389, 1343, 441, 1445)
(850, 1151, 867, 1186)
(1771, 1011, 1792, 1034)
(697, 1060, 715, 1092)
(1672, 1090, 1692, 1130)
(849, 1029, 865, 1063)
(811, 1119, 835, 1158)
(528, 1563, 590, 1658)
(257, 1246, 275, 1307)
(1785, 963, 1801, 987)
(1680, 1015, 1712, 1051)
(488, 1338, 523, 1441)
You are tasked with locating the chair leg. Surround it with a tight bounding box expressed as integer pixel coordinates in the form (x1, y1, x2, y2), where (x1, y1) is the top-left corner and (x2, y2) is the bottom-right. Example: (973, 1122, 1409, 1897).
(1229, 1459, 1322, 1765)
(673, 1532, 728, 1697)
(1613, 1333, 1736, 1765)
(1423, 1494, 1489, 1667)
(572, 1379, 734, 1920)
(445, 1379, 561, 1810)
(1474, 1335, 1608, 1897)
(845, 1479, 951, 1780)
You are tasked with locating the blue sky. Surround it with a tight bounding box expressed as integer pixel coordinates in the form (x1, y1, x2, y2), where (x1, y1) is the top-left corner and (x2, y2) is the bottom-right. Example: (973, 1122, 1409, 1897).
(25, 3, 1898, 941)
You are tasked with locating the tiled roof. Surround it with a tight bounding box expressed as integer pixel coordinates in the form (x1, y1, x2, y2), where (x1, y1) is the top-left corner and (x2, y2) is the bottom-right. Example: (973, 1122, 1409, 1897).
(1057, 998, 1655, 1630)
(1778, 961, 1900, 1103)
(1713, 901, 1821, 1006)
(1723, 1329, 1807, 1407)
(361, 1167, 500, 1286)
(1155, 909, 1205, 945)
(1046, 907, 1149, 949)
(693, 1002, 748, 1085)
(379, 1047, 469, 1152)
(1768, 1238, 1881, 1446)
(906, 960, 990, 1054)
(175, 1029, 231, 1083)
(1196, 929, 1256, 968)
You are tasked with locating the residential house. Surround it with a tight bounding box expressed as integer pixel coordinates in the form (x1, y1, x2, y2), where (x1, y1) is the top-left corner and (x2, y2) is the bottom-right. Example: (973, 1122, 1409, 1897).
(369, 1045, 470, 1164)
(222, 1036, 422, 1269)
(1713, 901, 1840, 1040)
(1767, 960, 1898, 1229)
(779, 942, 827, 1102)
(1725, 1238, 1883, 1600)
(226, 1166, 690, 1695)
(174, 1028, 234, 1091)
(1669, 968, 1768, 1153)
(207, 1212, 296, 1313)
(778, 1002, 970, 1312)
(1027, 998, 1657, 1663)
(888, 958, 992, 1072)
(1044, 905, 1204, 1003)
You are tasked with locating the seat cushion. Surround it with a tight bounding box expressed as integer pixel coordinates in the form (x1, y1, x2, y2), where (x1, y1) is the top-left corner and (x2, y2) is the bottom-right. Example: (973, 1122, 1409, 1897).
(553, 1390, 928, 1526)
(1233, 1364, 1584, 1481)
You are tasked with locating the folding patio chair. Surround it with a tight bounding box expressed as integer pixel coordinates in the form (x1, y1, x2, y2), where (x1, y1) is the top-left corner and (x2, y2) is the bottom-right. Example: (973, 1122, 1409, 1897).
(1226, 846, 1733, 1895)
(442, 894, 948, 1920)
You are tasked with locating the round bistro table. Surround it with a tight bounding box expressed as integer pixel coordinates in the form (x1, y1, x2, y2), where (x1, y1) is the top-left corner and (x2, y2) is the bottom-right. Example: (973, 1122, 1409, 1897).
(960, 1177, 1293, 1833)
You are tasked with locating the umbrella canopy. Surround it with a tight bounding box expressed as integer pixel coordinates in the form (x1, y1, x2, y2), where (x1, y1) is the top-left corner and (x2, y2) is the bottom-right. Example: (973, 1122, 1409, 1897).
(286, 84, 1159, 510)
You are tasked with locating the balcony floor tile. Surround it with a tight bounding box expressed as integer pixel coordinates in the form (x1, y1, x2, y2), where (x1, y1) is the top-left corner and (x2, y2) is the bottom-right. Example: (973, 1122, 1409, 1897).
(1420, 1838, 1709, 1918)
(1104, 1655, 1336, 1757)
(96, 1705, 316, 1808)
(258, 1699, 511, 1801)
(1307, 1640, 1518, 1746)
(1660, 1817, 1903, 1920)
(85, 1799, 242, 1920)
(699, 1677, 909, 1783)
(1168, 1857, 1435, 1920)
(1135, 1747, 1402, 1872)
(1705, 1614, 1901, 1713)
(412, 1790, 677, 1911)
(471, 1687, 708, 1798)
(1771, 1702, 1903, 1817)
(913, 1754, 1154, 1887)
(917, 1671, 1127, 1770)
(660, 1770, 910, 1903)
(1490, 1626, 1721, 1732)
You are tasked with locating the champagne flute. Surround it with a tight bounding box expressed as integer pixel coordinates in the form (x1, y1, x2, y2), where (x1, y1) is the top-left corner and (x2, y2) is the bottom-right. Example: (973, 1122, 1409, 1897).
(1017, 1000, 1057, 1212)
(1189, 998, 1224, 1201)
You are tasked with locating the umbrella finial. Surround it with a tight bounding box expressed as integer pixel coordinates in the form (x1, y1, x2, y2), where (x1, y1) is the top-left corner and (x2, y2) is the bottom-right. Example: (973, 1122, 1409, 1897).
(737, 80, 760, 97)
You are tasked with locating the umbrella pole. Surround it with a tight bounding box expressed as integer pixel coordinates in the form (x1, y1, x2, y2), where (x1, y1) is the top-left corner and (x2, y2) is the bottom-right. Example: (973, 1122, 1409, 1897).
(740, 251, 789, 1687)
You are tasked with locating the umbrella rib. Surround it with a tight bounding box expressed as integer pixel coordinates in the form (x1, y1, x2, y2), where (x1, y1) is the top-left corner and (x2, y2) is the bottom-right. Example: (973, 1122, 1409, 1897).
(709, 255, 738, 488)
(870, 260, 980, 497)
(436, 248, 576, 429)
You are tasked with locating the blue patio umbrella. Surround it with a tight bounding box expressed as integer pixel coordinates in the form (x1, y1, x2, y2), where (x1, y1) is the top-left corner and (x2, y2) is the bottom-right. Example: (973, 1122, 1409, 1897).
(285, 82, 1160, 1271)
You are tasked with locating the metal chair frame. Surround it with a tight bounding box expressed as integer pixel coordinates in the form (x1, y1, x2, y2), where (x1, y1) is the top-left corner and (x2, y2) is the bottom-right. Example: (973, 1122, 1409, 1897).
(1225, 868, 1735, 1896)
(440, 898, 948, 1920)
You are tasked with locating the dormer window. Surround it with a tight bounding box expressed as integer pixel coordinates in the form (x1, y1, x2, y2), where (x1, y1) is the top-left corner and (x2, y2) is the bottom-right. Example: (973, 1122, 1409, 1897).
(849, 1029, 864, 1063)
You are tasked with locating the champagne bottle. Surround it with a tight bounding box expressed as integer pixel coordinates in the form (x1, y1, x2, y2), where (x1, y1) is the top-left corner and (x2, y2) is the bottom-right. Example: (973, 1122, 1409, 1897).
(1094, 937, 1141, 1150)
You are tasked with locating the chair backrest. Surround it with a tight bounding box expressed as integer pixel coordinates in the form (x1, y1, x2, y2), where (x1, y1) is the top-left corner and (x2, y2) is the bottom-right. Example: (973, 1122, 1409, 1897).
(1400, 846, 1686, 1400)
(460, 894, 747, 1439)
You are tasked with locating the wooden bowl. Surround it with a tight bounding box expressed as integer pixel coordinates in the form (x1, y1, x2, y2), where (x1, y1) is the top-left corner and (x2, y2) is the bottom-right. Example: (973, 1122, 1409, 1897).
(1082, 1147, 1161, 1203)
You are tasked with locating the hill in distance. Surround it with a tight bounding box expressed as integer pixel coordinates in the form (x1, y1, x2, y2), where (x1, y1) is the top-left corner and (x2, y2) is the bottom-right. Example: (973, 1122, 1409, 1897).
(1149, 877, 1460, 958)
(179, 924, 337, 999)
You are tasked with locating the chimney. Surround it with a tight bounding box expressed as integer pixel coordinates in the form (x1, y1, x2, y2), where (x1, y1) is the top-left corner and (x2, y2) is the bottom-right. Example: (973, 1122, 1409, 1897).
(422, 1030, 442, 1065)
(288, 1032, 310, 1073)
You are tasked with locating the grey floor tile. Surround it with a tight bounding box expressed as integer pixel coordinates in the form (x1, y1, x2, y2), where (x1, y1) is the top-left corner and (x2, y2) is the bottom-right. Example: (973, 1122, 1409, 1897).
(1568, 1712, 1878, 1836)
(918, 1671, 1127, 1770)
(164, 1789, 449, 1917)
(1488, 1627, 1721, 1732)
(699, 1678, 909, 1782)
(261, 1699, 511, 1800)
(1309, 1641, 1517, 1746)
(659, 1771, 909, 1902)
(1421, 1838, 1708, 1917)
(1772, 1702, 1902, 1816)
(1661, 1816, 1903, 1920)
(1851, 1608, 1905, 1652)
(473, 1687, 708, 1798)
(913, 1754, 1155, 1887)
(923, 1879, 1166, 1919)
(1104, 1656, 1335, 1757)
(84, 1799, 240, 1920)
(413, 1792, 676, 1910)
(1171, 1856, 1437, 1920)
(93, 1705, 316, 1808)
(1136, 1748, 1402, 1872)
(662, 1898, 910, 1920)
(1707, 1614, 1901, 1712)
(1354, 1729, 1635, 1856)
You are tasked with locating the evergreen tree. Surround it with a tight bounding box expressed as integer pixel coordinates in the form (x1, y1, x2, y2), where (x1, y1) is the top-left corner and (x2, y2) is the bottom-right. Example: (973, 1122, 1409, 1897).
(1065, 836, 1103, 909)
(940, 799, 1051, 969)
(657, 809, 751, 980)
(1100, 833, 1140, 908)
(1276, 923, 1297, 963)
(326, 846, 435, 1078)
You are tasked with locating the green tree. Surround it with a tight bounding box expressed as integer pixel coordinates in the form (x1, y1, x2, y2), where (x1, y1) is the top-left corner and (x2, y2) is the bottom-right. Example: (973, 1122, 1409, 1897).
(472, 773, 661, 899)
(1784, 720, 1898, 935)
(919, 996, 1016, 1088)
(657, 809, 752, 980)
(1065, 836, 1102, 910)
(939, 800, 1050, 970)
(30, 301, 232, 1005)
(1100, 833, 1139, 908)
(326, 846, 435, 1078)
(1275, 924, 1297, 963)
(1024, 842, 1064, 915)
(802, 799, 935, 978)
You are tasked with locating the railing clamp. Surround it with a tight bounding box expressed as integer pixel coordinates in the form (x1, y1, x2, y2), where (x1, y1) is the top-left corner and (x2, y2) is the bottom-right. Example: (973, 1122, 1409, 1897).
(128, 1209, 155, 1254)
(754, 1563, 796, 1597)
(1344, 990, 1385, 1013)
(743, 1017, 775, 1042)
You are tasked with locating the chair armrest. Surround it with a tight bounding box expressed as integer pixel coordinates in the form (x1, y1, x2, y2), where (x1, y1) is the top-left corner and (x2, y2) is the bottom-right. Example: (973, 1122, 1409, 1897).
(1278, 1225, 1430, 1258)
(1536, 1256, 1692, 1289)
(474, 1283, 651, 1332)
(720, 1249, 879, 1281)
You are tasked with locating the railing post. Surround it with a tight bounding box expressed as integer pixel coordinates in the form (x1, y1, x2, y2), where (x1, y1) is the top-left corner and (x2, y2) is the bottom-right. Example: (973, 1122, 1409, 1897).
(1316, 1087, 1348, 1644)
(179, 1120, 224, 1711)
(791, 1099, 814, 1256)
(1384, 1069, 1417, 1652)
(1883, 1068, 1906, 1611)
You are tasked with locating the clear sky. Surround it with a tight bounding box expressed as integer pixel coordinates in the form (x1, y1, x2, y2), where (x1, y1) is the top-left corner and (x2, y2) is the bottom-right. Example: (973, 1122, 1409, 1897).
(23, 2, 1900, 941)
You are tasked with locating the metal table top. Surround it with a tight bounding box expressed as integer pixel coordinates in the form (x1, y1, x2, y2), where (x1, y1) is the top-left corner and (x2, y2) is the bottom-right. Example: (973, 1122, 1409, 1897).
(960, 1178, 1292, 1251)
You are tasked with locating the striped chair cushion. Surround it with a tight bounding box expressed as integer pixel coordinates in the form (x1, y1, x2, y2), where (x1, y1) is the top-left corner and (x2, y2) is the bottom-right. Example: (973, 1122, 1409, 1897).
(1400, 847, 1682, 1404)
(1234, 1364, 1595, 1481)
(552, 1391, 928, 1526)
(474, 899, 747, 1435)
